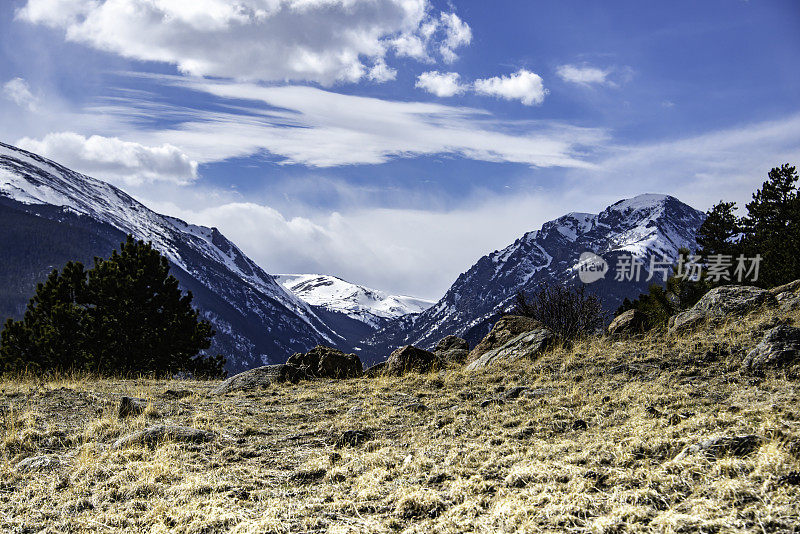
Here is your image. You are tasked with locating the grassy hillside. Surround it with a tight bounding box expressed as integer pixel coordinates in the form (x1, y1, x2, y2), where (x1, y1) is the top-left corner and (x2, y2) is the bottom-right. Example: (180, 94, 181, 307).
(1, 303, 798, 533)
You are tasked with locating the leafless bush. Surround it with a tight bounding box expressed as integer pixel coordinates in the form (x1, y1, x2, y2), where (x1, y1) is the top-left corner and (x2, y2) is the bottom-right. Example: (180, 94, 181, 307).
(512, 283, 604, 340)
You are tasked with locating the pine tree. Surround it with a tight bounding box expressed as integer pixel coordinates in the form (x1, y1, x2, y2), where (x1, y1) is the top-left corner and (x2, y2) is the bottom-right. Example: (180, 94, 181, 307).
(85, 236, 215, 375)
(0, 262, 89, 373)
(741, 164, 800, 287)
(696, 201, 740, 257)
(0, 236, 220, 376)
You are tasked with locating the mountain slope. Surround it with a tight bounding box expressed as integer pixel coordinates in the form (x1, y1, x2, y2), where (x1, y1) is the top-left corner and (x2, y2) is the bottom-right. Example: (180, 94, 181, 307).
(358, 194, 705, 363)
(275, 274, 433, 328)
(0, 141, 341, 373)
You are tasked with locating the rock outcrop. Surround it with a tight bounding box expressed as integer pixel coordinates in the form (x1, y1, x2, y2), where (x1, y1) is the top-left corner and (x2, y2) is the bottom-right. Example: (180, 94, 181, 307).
(286, 345, 362, 379)
(466, 327, 555, 370)
(433, 336, 469, 364)
(383, 346, 441, 376)
(771, 279, 800, 312)
(467, 316, 543, 362)
(743, 325, 800, 372)
(212, 364, 305, 395)
(669, 285, 777, 333)
(607, 309, 647, 337)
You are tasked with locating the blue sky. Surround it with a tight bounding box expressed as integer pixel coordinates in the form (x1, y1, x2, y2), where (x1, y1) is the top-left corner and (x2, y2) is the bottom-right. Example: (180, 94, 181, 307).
(1, 0, 799, 299)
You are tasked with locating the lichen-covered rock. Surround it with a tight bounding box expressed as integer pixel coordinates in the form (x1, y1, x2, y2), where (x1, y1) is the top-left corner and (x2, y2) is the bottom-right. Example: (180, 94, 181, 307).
(383, 346, 441, 376)
(743, 325, 800, 372)
(16, 454, 62, 472)
(669, 285, 777, 333)
(607, 309, 647, 337)
(212, 364, 305, 395)
(287, 345, 362, 379)
(466, 328, 555, 370)
(113, 425, 215, 449)
(674, 435, 761, 461)
(433, 335, 469, 364)
(467, 315, 543, 362)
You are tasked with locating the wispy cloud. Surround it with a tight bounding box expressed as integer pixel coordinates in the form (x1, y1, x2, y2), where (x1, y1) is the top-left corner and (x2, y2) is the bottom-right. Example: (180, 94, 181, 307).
(3, 77, 39, 111)
(90, 77, 604, 169)
(556, 64, 612, 86)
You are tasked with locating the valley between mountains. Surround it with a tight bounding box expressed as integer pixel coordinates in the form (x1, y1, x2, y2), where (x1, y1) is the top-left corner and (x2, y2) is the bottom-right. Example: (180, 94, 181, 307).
(1, 141, 704, 371)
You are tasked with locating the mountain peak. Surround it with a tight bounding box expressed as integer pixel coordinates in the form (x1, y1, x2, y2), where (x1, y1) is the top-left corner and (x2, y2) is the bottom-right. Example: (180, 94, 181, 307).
(275, 274, 433, 328)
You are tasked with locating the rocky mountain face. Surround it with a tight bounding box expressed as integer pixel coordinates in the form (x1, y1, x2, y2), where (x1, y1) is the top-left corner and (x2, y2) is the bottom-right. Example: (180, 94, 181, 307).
(0, 141, 343, 373)
(357, 194, 706, 364)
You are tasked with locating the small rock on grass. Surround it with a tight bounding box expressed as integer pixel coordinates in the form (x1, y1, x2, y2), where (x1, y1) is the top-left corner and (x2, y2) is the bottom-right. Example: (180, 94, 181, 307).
(117, 396, 147, 418)
(674, 434, 762, 461)
(16, 454, 62, 472)
(113, 425, 215, 449)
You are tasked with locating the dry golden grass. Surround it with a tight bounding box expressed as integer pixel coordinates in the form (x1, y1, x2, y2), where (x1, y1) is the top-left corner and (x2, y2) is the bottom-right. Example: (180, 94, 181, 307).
(1, 305, 799, 533)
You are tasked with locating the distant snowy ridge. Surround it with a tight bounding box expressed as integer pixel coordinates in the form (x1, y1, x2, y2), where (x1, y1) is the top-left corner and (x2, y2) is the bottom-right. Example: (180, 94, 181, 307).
(275, 274, 433, 329)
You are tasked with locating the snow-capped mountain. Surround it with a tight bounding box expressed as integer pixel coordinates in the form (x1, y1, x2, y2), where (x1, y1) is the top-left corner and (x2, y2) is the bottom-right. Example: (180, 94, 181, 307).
(275, 274, 433, 328)
(0, 141, 342, 372)
(358, 194, 705, 363)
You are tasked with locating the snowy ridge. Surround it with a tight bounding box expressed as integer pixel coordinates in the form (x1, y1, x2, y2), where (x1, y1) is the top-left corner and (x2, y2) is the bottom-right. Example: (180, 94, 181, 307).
(0, 141, 342, 370)
(358, 194, 706, 362)
(275, 274, 433, 329)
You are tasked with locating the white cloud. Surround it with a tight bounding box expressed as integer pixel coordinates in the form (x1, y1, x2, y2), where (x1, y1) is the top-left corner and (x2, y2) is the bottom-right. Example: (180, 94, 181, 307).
(367, 60, 397, 83)
(17, 0, 470, 85)
(143, 193, 570, 300)
(3, 78, 39, 111)
(96, 78, 603, 169)
(391, 11, 471, 63)
(473, 69, 548, 106)
(415, 71, 465, 97)
(16, 132, 198, 186)
(438, 12, 472, 63)
(556, 64, 611, 86)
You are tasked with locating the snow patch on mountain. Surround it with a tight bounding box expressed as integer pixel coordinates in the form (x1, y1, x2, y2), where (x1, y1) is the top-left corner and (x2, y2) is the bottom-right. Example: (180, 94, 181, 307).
(275, 274, 434, 328)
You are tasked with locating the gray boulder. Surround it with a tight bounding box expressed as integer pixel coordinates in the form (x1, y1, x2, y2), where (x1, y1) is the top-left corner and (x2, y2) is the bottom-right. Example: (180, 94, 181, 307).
(743, 325, 800, 372)
(607, 309, 647, 337)
(212, 364, 305, 395)
(16, 454, 62, 472)
(466, 327, 555, 370)
(674, 434, 761, 461)
(669, 285, 777, 333)
(433, 335, 469, 364)
(467, 315, 543, 363)
(286, 345, 362, 379)
(384, 345, 441, 376)
(113, 425, 215, 449)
